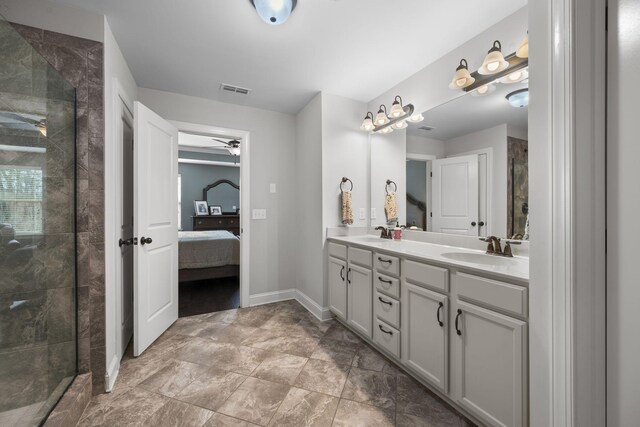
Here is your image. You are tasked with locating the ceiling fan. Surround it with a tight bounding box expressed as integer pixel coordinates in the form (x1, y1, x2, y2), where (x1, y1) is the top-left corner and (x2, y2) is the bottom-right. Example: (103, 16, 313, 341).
(0, 111, 47, 136)
(212, 138, 241, 156)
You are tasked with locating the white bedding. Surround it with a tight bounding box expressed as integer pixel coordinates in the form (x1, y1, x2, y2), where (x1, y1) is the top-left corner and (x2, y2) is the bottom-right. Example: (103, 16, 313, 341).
(178, 230, 240, 269)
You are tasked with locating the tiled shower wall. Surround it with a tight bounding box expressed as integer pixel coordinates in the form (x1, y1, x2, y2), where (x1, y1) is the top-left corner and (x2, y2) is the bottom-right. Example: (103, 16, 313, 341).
(11, 23, 106, 394)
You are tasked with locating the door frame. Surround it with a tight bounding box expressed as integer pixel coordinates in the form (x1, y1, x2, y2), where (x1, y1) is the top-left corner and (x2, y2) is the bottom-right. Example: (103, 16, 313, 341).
(105, 78, 134, 392)
(529, 0, 606, 425)
(170, 120, 251, 311)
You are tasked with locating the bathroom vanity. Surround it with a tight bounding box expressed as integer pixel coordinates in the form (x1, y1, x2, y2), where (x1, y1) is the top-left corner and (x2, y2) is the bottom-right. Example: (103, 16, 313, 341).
(327, 234, 529, 427)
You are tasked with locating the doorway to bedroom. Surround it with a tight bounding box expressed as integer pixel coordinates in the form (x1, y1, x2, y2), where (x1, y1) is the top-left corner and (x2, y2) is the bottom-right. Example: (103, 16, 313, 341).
(177, 131, 243, 317)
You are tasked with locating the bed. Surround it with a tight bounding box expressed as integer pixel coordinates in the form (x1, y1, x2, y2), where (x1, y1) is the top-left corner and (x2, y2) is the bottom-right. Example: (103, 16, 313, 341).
(178, 230, 240, 282)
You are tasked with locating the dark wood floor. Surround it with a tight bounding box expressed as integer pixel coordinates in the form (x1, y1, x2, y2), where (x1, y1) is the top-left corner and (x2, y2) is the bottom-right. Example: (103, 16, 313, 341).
(178, 276, 239, 318)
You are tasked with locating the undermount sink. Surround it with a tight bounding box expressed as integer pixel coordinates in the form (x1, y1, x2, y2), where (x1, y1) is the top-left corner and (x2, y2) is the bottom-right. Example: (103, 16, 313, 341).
(352, 235, 390, 243)
(441, 252, 516, 266)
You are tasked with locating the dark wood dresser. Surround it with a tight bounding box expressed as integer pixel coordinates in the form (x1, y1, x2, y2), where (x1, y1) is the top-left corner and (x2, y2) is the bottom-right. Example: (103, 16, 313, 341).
(192, 214, 240, 235)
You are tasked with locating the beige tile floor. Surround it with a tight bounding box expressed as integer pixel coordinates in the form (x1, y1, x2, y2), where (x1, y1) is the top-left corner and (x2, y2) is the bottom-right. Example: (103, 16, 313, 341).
(78, 300, 473, 427)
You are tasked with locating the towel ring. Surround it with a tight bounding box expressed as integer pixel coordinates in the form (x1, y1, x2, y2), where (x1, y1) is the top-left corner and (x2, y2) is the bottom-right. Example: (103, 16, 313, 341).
(385, 179, 397, 194)
(340, 177, 353, 192)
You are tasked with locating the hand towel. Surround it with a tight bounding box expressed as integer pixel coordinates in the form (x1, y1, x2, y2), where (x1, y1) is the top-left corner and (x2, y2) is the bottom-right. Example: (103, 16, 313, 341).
(385, 192, 398, 223)
(341, 191, 354, 225)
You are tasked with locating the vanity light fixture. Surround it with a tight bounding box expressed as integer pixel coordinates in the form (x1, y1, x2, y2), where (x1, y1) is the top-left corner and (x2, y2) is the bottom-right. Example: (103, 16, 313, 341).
(406, 113, 424, 123)
(471, 83, 496, 97)
(506, 88, 529, 108)
(500, 68, 528, 84)
(516, 32, 529, 58)
(448, 59, 475, 90)
(360, 112, 375, 132)
(389, 96, 406, 118)
(478, 40, 509, 75)
(375, 105, 391, 126)
(250, 0, 296, 25)
(392, 120, 408, 130)
(360, 96, 417, 134)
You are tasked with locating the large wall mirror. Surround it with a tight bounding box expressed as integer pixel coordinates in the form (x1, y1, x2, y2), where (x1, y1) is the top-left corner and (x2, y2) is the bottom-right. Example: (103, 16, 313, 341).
(405, 82, 528, 239)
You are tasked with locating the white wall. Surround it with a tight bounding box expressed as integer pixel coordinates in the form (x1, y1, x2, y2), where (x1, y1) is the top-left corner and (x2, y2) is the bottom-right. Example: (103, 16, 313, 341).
(0, 0, 104, 41)
(137, 88, 297, 299)
(294, 93, 324, 307)
(444, 124, 508, 236)
(406, 134, 445, 158)
(608, 0, 640, 424)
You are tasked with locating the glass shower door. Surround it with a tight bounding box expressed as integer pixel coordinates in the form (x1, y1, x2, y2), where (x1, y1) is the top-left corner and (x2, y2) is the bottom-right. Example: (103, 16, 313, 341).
(0, 15, 77, 427)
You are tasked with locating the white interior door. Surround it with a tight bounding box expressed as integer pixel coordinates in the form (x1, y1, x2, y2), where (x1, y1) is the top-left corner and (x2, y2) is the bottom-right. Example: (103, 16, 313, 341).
(432, 155, 479, 235)
(133, 101, 179, 356)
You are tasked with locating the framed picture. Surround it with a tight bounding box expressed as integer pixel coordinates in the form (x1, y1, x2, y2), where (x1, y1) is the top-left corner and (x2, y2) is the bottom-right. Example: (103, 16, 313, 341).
(194, 200, 209, 216)
(209, 205, 222, 216)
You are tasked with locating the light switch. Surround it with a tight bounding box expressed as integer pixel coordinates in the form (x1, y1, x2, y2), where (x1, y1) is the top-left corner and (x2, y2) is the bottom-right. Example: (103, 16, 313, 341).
(358, 208, 366, 220)
(270, 183, 276, 193)
(252, 209, 267, 220)
(371, 208, 377, 220)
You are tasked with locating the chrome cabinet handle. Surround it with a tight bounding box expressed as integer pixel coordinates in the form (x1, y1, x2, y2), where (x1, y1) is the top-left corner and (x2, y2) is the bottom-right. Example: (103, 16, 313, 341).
(437, 302, 444, 327)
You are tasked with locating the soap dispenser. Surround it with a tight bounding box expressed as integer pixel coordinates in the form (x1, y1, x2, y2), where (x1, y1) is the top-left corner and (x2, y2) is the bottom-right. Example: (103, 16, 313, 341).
(393, 222, 402, 240)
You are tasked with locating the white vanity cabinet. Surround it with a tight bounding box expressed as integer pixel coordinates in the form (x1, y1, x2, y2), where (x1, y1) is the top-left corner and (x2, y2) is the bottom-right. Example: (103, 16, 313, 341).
(328, 243, 373, 339)
(325, 237, 529, 427)
(402, 282, 449, 393)
(451, 272, 528, 427)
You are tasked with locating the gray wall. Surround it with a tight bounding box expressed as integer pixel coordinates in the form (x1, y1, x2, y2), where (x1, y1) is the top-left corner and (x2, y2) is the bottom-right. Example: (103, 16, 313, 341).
(178, 150, 239, 231)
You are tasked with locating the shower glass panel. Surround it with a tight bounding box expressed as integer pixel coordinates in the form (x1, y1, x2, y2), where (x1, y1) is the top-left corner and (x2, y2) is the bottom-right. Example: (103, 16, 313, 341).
(0, 15, 77, 426)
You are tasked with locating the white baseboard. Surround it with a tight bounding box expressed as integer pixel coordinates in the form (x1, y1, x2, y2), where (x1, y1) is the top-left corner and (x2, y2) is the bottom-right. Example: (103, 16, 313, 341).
(248, 288, 333, 322)
(295, 289, 334, 322)
(249, 288, 296, 307)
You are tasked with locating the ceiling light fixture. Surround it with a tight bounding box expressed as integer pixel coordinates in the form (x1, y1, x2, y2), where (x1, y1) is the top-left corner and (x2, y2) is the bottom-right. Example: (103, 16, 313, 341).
(406, 113, 424, 123)
(250, 0, 297, 25)
(506, 88, 529, 108)
(360, 95, 418, 134)
(448, 59, 475, 90)
(516, 32, 529, 58)
(478, 40, 509, 75)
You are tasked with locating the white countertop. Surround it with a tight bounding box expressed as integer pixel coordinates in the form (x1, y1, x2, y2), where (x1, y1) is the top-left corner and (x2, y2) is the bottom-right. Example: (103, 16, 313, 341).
(327, 235, 529, 283)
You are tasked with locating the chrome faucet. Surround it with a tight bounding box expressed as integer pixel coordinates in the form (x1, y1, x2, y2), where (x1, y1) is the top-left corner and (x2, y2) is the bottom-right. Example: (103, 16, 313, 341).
(375, 226, 392, 239)
(480, 236, 521, 257)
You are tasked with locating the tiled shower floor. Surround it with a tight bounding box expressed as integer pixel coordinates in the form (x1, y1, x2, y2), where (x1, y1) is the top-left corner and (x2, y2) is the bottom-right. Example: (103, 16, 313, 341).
(78, 300, 472, 426)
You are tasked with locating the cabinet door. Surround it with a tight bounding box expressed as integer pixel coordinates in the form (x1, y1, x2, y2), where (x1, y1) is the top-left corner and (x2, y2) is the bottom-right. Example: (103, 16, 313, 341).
(454, 300, 527, 427)
(402, 282, 448, 393)
(328, 257, 347, 319)
(347, 263, 373, 339)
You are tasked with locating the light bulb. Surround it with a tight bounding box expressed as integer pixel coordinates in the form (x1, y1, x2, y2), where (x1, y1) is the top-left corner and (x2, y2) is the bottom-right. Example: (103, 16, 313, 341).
(379, 126, 394, 134)
(487, 61, 499, 72)
(270, 0, 284, 10)
(456, 78, 467, 87)
(406, 113, 424, 123)
(392, 120, 408, 130)
(509, 71, 522, 81)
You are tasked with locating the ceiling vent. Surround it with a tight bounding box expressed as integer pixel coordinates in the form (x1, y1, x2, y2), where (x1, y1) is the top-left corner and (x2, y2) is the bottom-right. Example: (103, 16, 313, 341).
(220, 83, 251, 95)
(418, 125, 435, 131)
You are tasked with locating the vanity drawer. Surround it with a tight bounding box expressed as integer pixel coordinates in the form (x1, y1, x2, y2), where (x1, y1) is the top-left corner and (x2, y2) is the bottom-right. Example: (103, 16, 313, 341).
(328, 242, 347, 260)
(404, 260, 449, 292)
(348, 246, 372, 268)
(375, 292, 400, 328)
(374, 252, 400, 277)
(375, 273, 400, 299)
(454, 272, 528, 317)
(374, 319, 400, 359)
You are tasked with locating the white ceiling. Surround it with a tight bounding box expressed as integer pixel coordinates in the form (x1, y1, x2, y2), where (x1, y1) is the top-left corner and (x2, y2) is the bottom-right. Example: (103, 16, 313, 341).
(51, 0, 527, 114)
(407, 80, 529, 141)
